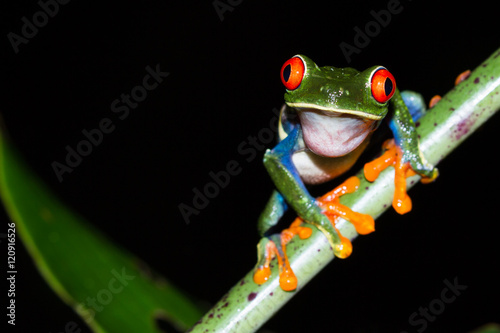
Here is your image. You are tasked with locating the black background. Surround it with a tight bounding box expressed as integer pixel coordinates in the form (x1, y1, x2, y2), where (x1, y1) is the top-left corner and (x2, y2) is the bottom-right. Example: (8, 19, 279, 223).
(1, 0, 500, 332)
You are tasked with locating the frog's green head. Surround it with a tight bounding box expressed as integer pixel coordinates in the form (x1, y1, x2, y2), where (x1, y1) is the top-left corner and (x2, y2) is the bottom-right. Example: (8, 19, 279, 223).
(281, 54, 396, 119)
(279, 54, 397, 157)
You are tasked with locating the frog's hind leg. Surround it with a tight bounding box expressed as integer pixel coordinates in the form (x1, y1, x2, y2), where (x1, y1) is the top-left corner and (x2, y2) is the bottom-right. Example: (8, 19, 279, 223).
(253, 177, 374, 291)
(254, 221, 312, 291)
(254, 190, 300, 290)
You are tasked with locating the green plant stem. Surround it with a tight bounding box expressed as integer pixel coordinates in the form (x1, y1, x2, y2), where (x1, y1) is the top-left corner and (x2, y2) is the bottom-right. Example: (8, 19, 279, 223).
(188, 47, 500, 333)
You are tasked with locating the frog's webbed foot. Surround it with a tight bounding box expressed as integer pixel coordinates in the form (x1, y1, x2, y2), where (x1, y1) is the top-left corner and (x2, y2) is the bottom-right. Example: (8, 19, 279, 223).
(316, 176, 375, 240)
(253, 176, 374, 291)
(253, 222, 311, 291)
(429, 69, 472, 108)
(364, 139, 438, 214)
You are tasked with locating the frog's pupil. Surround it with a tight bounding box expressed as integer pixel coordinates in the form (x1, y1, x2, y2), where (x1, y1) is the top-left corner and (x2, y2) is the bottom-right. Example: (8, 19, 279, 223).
(283, 64, 291, 82)
(384, 78, 393, 96)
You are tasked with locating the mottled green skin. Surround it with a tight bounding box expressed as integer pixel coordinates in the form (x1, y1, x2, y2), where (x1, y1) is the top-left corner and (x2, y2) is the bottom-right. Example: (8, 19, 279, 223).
(389, 88, 437, 174)
(284, 55, 389, 119)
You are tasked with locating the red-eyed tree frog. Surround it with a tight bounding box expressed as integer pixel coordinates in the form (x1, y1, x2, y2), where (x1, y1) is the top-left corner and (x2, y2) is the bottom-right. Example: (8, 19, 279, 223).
(253, 55, 439, 291)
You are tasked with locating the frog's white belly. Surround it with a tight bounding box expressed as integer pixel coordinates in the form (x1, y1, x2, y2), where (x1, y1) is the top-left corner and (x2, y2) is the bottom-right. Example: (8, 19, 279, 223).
(292, 138, 369, 185)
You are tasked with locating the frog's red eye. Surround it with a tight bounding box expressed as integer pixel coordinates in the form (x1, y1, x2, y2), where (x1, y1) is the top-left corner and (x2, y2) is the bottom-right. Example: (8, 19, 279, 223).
(281, 57, 305, 90)
(371, 68, 396, 103)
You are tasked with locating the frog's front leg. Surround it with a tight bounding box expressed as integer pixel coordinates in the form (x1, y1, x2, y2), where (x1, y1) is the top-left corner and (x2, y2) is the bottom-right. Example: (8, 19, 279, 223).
(261, 127, 345, 252)
(364, 90, 438, 214)
(390, 90, 438, 179)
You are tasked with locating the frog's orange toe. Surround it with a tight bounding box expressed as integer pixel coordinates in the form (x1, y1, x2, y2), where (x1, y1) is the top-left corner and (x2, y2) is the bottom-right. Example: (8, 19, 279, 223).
(334, 233, 353, 259)
(317, 176, 375, 238)
(455, 70, 471, 86)
(364, 139, 418, 215)
(253, 238, 276, 286)
(352, 213, 375, 235)
(429, 95, 441, 108)
(393, 194, 412, 215)
(253, 265, 271, 285)
(364, 140, 397, 182)
(279, 268, 298, 291)
(283, 218, 313, 241)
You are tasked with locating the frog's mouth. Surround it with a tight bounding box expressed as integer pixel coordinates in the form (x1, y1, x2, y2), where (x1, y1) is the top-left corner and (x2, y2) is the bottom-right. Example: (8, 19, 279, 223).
(295, 107, 378, 157)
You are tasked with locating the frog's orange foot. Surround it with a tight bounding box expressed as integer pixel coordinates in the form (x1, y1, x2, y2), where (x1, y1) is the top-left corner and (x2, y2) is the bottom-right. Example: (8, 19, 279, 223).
(253, 221, 312, 291)
(316, 176, 375, 238)
(253, 177, 373, 291)
(364, 139, 418, 215)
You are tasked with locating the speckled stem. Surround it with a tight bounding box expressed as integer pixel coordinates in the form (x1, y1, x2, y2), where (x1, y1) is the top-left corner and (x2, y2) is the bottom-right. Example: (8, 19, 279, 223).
(188, 48, 500, 333)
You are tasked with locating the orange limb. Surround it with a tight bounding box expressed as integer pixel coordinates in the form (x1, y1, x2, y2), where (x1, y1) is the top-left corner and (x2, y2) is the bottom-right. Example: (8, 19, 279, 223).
(364, 139, 398, 182)
(393, 156, 413, 214)
(253, 219, 311, 291)
(364, 139, 420, 215)
(253, 241, 274, 285)
(316, 176, 375, 237)
(330, 225, 353, 259)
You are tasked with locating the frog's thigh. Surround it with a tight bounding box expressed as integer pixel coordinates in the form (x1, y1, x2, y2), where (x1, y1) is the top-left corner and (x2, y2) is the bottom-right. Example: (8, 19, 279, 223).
(293, 141, 367, 185)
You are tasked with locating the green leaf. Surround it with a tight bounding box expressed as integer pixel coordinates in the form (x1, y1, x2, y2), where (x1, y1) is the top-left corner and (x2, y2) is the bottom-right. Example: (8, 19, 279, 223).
(0, 126, 203, 332)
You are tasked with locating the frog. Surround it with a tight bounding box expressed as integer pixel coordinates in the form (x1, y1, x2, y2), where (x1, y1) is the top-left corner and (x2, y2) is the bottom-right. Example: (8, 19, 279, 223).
(253, 55, 439, 291)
